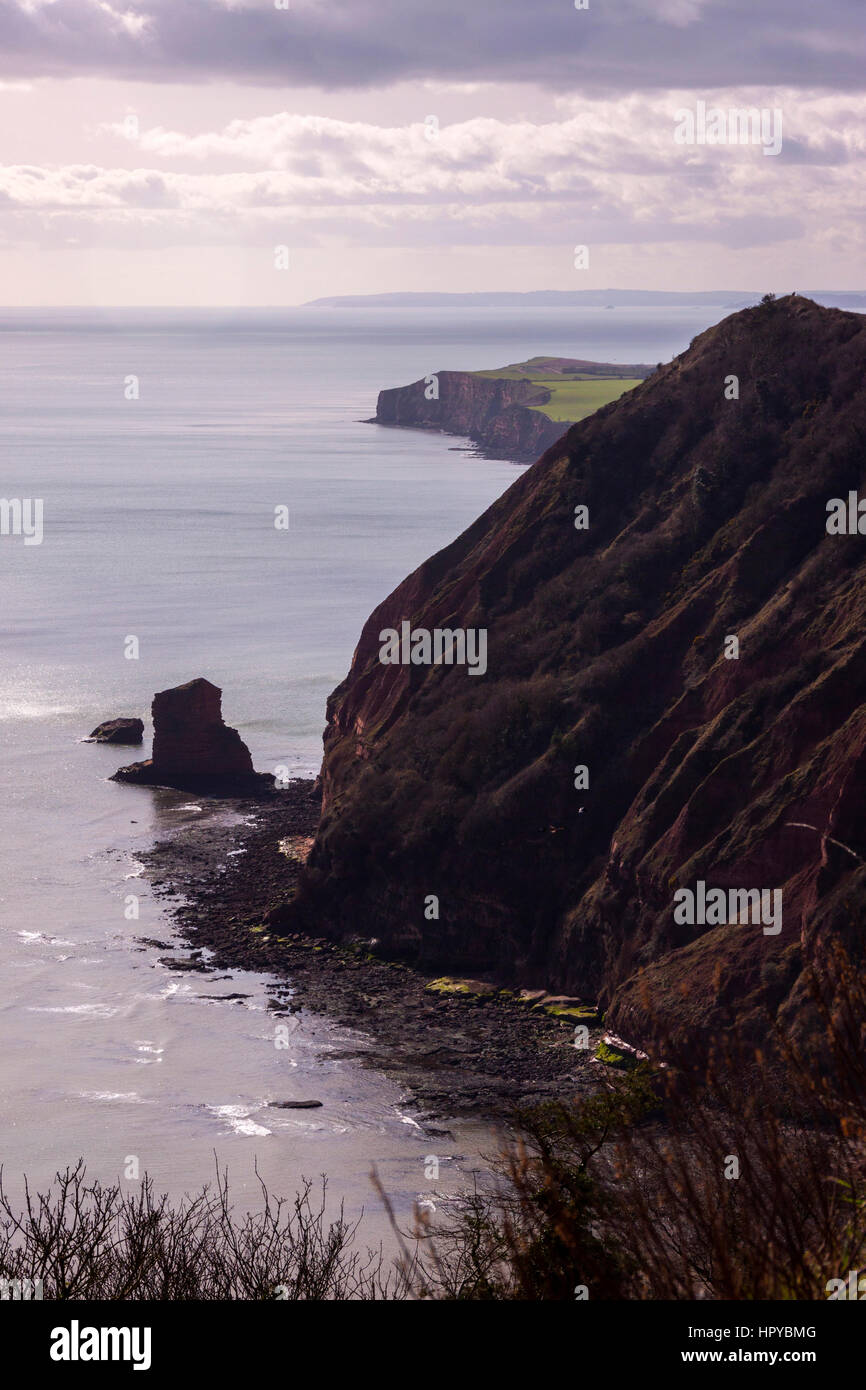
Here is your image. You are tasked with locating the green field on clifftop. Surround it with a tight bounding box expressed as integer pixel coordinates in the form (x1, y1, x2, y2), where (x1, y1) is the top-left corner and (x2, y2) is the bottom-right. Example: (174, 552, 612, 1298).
(473, 356, 646, 423)
(525, 376, 643, 421)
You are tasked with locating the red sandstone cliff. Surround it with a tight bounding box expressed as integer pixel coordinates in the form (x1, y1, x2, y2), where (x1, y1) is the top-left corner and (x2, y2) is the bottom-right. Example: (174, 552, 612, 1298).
(371, 370, 567, 461)
(299, 297, 866, 1056)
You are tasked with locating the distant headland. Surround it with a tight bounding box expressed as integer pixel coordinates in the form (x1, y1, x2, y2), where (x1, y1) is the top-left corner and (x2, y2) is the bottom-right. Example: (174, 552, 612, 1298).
(306, 289, 866, 310)
(369, 355, 654, 462)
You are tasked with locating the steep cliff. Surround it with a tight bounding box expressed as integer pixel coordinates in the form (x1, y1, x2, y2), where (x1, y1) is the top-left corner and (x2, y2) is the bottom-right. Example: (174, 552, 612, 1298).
(371, 369, 562, 461)
(371, 359, 651, 462)
(300, 297, 866, 1055)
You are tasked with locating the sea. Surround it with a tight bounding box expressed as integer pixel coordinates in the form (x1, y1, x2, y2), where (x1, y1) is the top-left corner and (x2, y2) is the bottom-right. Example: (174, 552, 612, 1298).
(0, 302, 731, 1236)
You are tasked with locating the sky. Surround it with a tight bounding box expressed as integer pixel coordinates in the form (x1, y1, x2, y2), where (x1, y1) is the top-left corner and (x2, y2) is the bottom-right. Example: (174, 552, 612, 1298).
(0, 0, 862, 305)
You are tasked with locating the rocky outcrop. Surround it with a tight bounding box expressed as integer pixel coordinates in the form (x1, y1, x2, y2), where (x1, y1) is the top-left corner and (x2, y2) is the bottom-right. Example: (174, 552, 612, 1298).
(371, 370, 566, 462)
(86, 717, 143, 745)
(298, 296, 866, 1058)
(113, 678, 272, 795)
(372, 361, 653, 462)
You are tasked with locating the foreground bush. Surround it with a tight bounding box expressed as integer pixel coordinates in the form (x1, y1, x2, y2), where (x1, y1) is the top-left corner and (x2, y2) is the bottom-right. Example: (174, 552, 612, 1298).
(4, 947, 865, 1301)
(0, 1164, 399, 1300)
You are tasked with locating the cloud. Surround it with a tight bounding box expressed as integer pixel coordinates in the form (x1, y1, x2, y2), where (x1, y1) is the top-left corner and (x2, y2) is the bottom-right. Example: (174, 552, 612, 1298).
(97, 90, 866, 183)
(0, 0, 862, 91)
(1, 90, 863, 262)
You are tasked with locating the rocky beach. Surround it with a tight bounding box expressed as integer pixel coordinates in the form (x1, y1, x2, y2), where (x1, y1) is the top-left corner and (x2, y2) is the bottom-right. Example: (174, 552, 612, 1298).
(138, 777, 606, 1123)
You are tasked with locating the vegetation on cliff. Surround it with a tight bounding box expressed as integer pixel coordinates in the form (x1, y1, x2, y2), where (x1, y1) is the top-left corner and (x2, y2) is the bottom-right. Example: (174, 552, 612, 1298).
(301, 295, 866, 1061)
(372, 355, 651, 460)
(474, 355, 649, 423)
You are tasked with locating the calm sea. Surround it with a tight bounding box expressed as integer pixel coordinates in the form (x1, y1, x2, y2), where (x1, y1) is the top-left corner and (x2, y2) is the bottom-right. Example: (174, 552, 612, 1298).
(0, 304, 716, 1227)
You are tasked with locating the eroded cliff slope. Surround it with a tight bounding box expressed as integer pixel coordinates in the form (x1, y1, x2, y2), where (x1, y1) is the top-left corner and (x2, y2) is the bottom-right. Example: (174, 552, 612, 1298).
(371, 358, 651, 461)
(371, 369, 562, 460)
(300, 297, 866, 1052)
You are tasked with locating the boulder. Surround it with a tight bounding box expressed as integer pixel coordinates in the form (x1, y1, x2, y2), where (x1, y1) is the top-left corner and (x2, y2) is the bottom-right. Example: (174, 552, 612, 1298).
(86, 717, 144, 745)
(267, 1100, 322, 1110)
(112, 678, 273, 795)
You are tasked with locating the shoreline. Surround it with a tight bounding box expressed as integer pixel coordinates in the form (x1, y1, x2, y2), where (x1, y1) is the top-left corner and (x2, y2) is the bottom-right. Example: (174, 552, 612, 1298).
(139, 779, 605, 1123)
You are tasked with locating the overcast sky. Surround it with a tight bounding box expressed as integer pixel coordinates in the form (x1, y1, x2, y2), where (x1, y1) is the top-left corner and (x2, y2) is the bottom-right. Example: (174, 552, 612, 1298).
(0, 0, 862, 304)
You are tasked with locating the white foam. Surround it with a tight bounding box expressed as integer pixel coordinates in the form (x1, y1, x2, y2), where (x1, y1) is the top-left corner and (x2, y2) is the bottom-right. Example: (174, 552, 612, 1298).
(208, 1104, 271, 1137)
(157, 980, 190, 999)
(79, 1090, 151, 1105)
(28, 1002, 119, 1017)
(18, 930, 76, 946)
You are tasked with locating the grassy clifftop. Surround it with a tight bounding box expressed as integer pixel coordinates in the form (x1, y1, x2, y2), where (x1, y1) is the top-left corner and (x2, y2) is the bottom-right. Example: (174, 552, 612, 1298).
(473, 355, 650, 423)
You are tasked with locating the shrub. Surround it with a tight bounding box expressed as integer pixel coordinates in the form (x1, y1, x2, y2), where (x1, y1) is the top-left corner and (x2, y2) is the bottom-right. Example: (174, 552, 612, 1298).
(0, 1163, 400, 1301)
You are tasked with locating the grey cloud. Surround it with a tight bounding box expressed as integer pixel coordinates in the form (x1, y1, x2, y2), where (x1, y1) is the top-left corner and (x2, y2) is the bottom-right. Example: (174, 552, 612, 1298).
(116, 172, 178, 206)
(0, 191, 804, 256)
(0, 0, 861, 91)
(777, 136, 851, 164)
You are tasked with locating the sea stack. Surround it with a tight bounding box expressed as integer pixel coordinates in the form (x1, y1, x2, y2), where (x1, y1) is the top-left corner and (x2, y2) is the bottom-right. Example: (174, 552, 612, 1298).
(112, 678, 273, 795)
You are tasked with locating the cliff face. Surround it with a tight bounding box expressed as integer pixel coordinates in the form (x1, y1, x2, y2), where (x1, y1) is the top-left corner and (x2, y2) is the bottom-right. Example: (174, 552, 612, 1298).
(372, 370, 566, 461)
(302, 298, 866, 1053)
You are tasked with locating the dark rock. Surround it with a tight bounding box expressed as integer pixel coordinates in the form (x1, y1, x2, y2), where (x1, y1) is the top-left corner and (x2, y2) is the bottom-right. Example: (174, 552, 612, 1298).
(158, 954, 210, 972)
(86, 717, 144, 745)
(264, 903, 294, 927)
(268, 1100, 323, 1109)
(112, 678, 273, 795)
